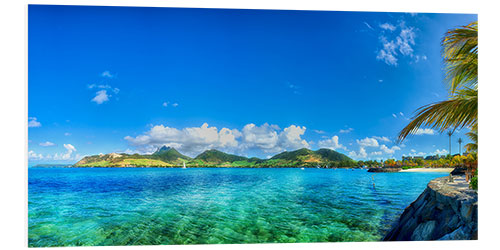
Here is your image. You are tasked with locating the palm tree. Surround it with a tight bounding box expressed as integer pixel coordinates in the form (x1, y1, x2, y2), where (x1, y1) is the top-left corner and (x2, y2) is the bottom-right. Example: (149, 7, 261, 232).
(458, 138, 463, 155)
(465, 125, 478, 153)
(447, 130, 453, 155)
(398, 21, 478, 144)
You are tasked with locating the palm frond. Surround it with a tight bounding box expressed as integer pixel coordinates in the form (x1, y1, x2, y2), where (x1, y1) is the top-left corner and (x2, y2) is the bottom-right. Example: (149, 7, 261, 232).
(398, 21, 478, 143)
(397, 89, 477, 142)
(465, 125, 478, 152)
(442, 21, 478, 94)
(465, 142, 478, 153)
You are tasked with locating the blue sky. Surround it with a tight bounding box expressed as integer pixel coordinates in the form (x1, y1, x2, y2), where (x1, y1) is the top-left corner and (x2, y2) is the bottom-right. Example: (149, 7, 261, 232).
(27, 5, 477, 164)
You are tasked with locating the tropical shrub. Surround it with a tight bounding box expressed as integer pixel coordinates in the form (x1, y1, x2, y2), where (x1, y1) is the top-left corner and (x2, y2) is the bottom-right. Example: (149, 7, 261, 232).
(469, 176, 478, 190)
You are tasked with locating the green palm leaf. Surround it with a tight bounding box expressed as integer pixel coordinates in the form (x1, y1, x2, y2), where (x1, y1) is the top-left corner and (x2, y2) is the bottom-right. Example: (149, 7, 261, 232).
(465, 125, 478, 152)
(443, 21, 478, 94)
(398, 89, 477, 141)
(398, 21, 478, 142)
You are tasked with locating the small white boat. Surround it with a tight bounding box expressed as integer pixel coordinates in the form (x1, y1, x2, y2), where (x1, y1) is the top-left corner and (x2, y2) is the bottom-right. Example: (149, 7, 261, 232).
(300, 167, 305, 170)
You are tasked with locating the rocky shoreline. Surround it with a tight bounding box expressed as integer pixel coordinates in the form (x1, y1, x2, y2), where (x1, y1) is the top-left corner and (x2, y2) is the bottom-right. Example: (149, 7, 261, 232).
(383, 175, 477, 241)
(367, 167, 402, 172)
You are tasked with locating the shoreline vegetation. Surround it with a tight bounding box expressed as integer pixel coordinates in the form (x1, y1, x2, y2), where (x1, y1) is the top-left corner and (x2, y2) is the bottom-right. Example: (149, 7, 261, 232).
(33, 146, 472, 170)
(69, 146, 357, 169)
(400, 168, 454, 173)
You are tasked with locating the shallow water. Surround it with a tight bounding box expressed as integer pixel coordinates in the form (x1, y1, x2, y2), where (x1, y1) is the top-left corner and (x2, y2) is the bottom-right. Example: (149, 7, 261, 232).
(28, 168, 447, 246)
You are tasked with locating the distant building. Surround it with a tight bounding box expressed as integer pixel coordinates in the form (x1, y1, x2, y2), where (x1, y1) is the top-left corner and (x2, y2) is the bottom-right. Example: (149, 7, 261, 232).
(425, 155, 439, 160)
(402, 156, 413, 161)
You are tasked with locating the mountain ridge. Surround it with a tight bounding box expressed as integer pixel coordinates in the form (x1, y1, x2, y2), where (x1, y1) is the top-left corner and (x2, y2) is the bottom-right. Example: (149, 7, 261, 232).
(74, 147, 355, 168)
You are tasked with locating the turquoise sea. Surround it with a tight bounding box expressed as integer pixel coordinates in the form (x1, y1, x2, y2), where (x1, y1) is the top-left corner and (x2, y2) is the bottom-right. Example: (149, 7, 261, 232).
(28, 168, 447, 246)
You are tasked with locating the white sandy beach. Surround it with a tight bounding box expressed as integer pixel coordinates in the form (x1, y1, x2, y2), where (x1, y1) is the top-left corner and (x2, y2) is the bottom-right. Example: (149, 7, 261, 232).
(401, 168, 454, 173)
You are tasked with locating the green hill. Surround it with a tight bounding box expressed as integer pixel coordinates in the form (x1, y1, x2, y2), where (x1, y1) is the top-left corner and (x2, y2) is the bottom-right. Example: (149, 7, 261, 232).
(194, 149, 249, 164)
(151, 146, 191, 163)
(73, 147, 353, 168)
(75, 152, 173, 167)
(267, 148, 353, 167)
(271, 148, 315, 160)
(315, 148, 352, 162)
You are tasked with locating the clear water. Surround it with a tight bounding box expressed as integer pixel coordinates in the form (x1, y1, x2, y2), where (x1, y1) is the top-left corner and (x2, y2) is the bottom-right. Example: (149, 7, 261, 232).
(28, 168, 447, 246)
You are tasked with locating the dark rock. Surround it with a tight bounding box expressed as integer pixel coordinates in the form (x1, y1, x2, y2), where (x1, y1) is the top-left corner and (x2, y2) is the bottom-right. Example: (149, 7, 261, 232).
(438, 226, 468, 240)
(411, 220, 437, 240)
(367, 167, 401, 172)
(451, 166, 466, 175)
(383, 176, 477, 241)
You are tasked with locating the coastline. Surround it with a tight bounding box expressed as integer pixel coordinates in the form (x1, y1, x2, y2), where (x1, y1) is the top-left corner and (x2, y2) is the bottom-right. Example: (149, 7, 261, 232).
(401, 168, 454, 173)
(383, 175, 477, 241)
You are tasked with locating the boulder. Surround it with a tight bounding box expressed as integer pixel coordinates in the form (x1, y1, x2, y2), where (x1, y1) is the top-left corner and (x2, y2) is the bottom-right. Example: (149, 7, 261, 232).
(383, 176, 477, 241)
(411, 220, 437, 240)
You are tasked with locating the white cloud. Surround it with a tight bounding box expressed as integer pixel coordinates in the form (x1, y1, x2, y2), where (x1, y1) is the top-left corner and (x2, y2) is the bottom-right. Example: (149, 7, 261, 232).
(29, 144, 80, 162)
(97, 84, 111, 89)
(414, 128, 435, 135)
(410, 152, 426, 157)
(125, 123, 242, 156)
(92, 90, 109, 104)
(376, 22, 418, 66)
(357, 137, 379, 147)
(163, 102, 179, 108)
(415, 55, 427, 63)
(393, 112, 410, 120)
(28, 150, 44, 160)
(101, 71, 114, 78)
(380, 144, 401, 154)
(39, 141, 55, 147)
(339, 128, 354, 133)
(64, 144, 76, 152)
(407, 148, 448, 158)
(373, 136, 391, 142)
(88, 83, 119, 104)
(433, 149, 449, 155)
(279, 125, 310, 150)
(371, 151, 383, 156)
(28, 117, 41, 128)
(313, 129, 326, 134)
(377, 37, 399, 66)
(349, 147, 368, 159)
(125, 123, 311, 156)
(318, 135, 346, 150)
(64, 132, 71, 136)
(88, 84, 119, 93)
(380, 23, 396, 31)
(397, 27, 416, 56)
(241, 124, 309, 153)
(121, 148, 142, 155)
(240, 123, 279, 152)
(378, 79, 383, 83)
